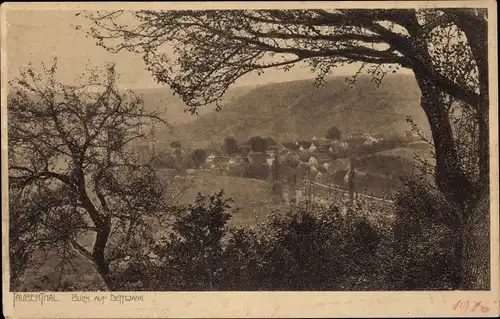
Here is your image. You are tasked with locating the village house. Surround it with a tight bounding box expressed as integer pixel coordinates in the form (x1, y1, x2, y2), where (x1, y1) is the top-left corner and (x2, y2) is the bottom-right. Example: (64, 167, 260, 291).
(206, 154, 216, 163)
(364, 135, 380, 146)
(298, 153, 311, 163)
(266, 145, 279, 157)
(315, 139, 332, 146)
(317, 165, 328, 175)
(282, 142, 299, 151)
(277, 149, 291, 162)
(308, 143, 317, 152)
(372, 133, 385, 141)
(241, 157, 251, 165)
(266, 157, 276, 167)
(310, 144, 328, 154)
(315, 152, 331, 164)
(213, 156, 230, 166)
(285, 152, 301, 162)
(330, 140, 349, 150)
(298, 141, 312, 149)
(314, 139, 332, 151)
(308, 155, 318, 166)
(361, 132, 372, 139)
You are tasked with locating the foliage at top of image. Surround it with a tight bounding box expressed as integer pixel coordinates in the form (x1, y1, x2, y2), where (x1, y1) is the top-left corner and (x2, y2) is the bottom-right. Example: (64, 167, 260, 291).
(83, 9, 485, 112)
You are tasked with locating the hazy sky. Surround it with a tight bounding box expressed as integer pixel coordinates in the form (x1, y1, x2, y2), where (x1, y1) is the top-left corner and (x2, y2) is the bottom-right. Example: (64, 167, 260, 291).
(5, 10, 410, 90)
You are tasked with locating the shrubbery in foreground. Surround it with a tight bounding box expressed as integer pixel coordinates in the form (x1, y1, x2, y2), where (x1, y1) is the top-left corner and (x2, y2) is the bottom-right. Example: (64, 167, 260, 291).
(117, 191, 383, 291)
(390, 177, 461, 290)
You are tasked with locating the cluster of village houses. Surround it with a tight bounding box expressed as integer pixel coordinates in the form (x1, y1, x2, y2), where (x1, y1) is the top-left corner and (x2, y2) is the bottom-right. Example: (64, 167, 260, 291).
(203, 133, 393, 180)
(134, 129, 418, 182)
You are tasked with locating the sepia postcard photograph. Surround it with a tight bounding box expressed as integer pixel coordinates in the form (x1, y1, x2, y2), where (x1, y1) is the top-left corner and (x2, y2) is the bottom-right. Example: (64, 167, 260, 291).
(1, 1, 499, 318)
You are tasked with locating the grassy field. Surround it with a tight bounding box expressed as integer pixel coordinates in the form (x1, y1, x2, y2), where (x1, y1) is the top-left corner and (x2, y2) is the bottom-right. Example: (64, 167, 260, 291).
(376, 141, 435, 164)
(169, 170, 280, 227)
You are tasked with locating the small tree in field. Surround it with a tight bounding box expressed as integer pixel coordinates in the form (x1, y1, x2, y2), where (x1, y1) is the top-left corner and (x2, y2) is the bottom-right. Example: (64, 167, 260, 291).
(191, 149, 207, 168)
(248, 136, 267, 153)
(326, 126, 341, 141)
(222, 137, 239, 155)
(8, 61, 174, 291)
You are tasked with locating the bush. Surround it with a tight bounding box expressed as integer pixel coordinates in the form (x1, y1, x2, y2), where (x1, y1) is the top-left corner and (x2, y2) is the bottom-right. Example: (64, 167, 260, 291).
(150, 191, 234, 290)
(390, 177, 461, 290)
(243, 163, 269, 180)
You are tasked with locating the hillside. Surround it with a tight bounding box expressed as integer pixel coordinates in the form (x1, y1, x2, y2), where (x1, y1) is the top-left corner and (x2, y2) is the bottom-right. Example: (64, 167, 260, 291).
(167, 74, 430, 147)
(376, 141, 435, 165)
(133, 84, 256, 126)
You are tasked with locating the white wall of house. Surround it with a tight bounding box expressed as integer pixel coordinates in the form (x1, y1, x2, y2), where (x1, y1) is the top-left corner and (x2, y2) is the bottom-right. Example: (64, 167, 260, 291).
(308, 156, 318, 165)
(206, 154, 215, 162)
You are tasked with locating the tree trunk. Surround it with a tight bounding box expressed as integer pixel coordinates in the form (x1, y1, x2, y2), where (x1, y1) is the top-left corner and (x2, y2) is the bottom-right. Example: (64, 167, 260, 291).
(413, 72, 490, 290)
(93, 257, 116, 291)
(460, 190, 490, 290)
(413, 72, 475, 205)
(405, 10, 490, 291)
(449, 14, 490, 290)
(92, 216, 116, 291)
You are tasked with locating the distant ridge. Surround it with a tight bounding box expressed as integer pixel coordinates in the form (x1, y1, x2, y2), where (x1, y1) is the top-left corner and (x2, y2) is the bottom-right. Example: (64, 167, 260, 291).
(165, 74, 430, 147)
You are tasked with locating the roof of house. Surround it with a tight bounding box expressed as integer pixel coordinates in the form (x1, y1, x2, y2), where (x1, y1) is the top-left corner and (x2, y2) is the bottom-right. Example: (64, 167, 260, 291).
(214, 156, 230, 163)
(316, 145, 330, 152)
(282, 142, 298, 150)
(299, 154, 311, 162)
(317, 166, 328, 174)
(297, 141, 313, 149)
(315, 139, 332, 146)
(316, 153, 331, 162)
